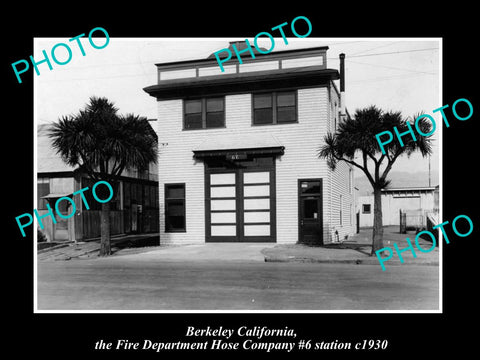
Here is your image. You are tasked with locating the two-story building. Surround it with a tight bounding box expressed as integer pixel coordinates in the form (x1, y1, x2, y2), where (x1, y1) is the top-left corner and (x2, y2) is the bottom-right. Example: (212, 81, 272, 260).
(144, 42, 355, 245)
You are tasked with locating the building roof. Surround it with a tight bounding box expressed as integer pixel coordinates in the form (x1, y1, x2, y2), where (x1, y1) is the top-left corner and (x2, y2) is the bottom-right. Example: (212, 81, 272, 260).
(37, 123, 77, 174)
(154, 45, 330, 68)
(358, 186, 437, 200)
(194, 132, 283, 152)
(382, 186, 437, 192)
(144, 66, 339, 99)
(145, 45, 338, 100)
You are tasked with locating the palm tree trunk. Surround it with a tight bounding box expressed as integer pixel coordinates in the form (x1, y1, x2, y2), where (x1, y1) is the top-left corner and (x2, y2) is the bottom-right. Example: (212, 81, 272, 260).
(371, 187, 384, 255)
(99, 202, 111, 256)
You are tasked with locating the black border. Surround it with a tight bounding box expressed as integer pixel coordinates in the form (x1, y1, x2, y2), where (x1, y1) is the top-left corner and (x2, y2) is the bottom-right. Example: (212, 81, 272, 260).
(5, 4, 479, 358)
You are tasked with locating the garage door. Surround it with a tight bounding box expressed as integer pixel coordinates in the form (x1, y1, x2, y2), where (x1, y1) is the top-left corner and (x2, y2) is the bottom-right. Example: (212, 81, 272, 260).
(206, 167, 275, 242)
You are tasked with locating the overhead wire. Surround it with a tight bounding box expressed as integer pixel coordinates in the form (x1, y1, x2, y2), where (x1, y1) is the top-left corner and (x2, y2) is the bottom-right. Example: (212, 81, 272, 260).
(347, 47, 438, 58)
(347, 59, 437, 75)
(327, 47, 439, 60)
(328, 46, 439, 85)
(347, 41, 401, 56)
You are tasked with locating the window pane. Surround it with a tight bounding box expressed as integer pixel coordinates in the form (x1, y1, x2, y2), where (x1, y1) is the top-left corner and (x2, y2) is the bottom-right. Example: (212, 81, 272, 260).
(166, 185, 185, 199)
(277, 92, 295, 106)
(167, 215, 185, 230)
(244, 198, 270, 210)
(211, 212, 236, 224)
(253, 94, 272, 108)
(211, 199, 236, 211)
(211, 225, 236, 236)
(206, 98, 223, 112)
(185, 99, 202, 114)
(244, 172, 270, 184)
(244, 185, 269, 197)
(244, 211, 270, 223)
(185, 113, 202, 129)
(300, 181, 320, 194)
(304, 199, 318, 219)
(206, 112, 224, 128)
(277, 106, 296, 123)
(211, 186, 235, 198)
(211, 173, 235, 185)
(254, 109, 273, 124)
(244, 225, 270, 236)
(167, 200, 185, 216)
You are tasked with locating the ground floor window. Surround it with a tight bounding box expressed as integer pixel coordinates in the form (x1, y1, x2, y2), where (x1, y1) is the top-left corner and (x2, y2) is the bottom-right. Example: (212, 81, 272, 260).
(362, 204, 371, 214)
(165, 183, 186, 232)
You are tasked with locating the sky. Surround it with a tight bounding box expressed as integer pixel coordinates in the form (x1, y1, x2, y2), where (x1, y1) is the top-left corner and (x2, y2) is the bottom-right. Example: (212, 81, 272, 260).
(34, 37, 441, 177)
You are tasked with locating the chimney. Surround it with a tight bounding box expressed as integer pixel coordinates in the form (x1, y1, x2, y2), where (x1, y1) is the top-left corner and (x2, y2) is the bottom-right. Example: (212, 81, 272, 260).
(339, 53, 346, 117)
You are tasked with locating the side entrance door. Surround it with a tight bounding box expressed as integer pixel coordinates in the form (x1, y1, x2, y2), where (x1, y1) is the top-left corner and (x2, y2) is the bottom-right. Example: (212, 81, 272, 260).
(298, 179, 323, 245)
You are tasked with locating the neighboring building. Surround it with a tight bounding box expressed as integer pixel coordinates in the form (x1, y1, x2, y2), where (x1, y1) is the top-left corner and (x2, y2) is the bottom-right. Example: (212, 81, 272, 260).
(357, 186, 437, 228)
(36, 122, 159, 242)
(144, 42, 355, 245)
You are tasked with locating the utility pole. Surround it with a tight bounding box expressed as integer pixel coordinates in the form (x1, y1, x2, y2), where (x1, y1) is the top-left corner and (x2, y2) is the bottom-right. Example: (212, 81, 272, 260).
(428, 154, 431, 187)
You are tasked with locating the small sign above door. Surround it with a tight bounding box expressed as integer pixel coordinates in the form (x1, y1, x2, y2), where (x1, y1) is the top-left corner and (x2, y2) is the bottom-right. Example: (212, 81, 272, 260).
(226, 153, 248, 160)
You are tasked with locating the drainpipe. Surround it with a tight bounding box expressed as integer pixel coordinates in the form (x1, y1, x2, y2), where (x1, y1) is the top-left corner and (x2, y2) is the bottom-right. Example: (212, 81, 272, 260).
(339, 53, 346, 119)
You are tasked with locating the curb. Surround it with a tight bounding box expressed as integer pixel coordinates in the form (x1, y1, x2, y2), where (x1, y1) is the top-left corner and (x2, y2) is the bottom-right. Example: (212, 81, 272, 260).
(37, 243, 70, 254)
(264, 256, 362, 264)
(264, 256, 439, 266)
(39, 246, 101, 261)
(72, 248, 102, 259)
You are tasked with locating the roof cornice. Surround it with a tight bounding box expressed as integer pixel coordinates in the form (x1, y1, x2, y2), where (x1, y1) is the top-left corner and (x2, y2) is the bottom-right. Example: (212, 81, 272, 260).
(144, 67, 339, 99)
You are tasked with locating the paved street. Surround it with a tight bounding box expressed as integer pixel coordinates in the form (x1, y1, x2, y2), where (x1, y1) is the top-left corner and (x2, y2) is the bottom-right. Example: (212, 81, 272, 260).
(37, 248, 439, 311)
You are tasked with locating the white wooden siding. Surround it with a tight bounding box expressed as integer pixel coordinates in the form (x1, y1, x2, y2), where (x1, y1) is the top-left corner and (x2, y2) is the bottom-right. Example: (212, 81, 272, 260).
(157, 85, 355, 244)
(274, 87, 331, 243)
(330, 160, 355, 241)
(327, 84, 355, 241)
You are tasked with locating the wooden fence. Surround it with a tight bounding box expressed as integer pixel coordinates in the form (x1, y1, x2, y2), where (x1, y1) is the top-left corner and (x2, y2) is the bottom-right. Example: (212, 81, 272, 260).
(399, 209, 434, 233)
(80, 209, 159, 240)
(82, 211, 124, 239)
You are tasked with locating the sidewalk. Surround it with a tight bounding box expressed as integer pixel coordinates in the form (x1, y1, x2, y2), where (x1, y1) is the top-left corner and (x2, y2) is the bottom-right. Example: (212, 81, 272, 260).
(37, 227, 439, 267)
(262, 226, 439, 266)
(37, 233, 160, 261)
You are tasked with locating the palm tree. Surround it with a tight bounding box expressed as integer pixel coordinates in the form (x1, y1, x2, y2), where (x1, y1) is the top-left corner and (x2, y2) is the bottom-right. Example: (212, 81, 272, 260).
(319, 106, 432, 254)
(49, 96, 157, 256)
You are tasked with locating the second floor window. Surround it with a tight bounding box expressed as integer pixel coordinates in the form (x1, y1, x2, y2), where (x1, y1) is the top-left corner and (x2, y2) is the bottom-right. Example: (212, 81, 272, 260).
(184, 97, 225, 130)
(253, 91, 297, 125)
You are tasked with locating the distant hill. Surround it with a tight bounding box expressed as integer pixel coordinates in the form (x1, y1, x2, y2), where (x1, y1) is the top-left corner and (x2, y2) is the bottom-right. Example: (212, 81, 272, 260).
(354, 170, 439, 195)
